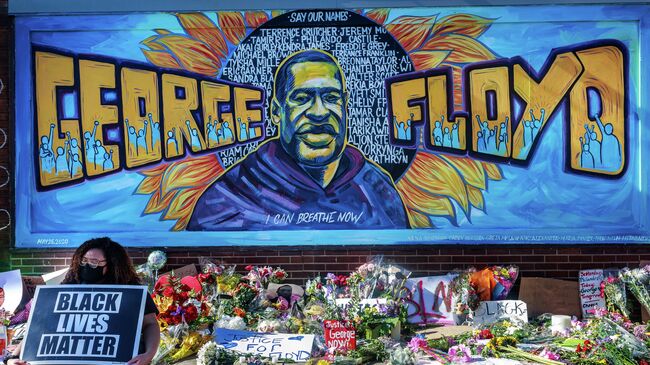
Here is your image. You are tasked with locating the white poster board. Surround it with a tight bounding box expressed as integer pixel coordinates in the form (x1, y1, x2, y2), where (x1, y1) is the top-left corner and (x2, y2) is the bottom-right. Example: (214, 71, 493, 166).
(0, 269, 23, 313)
(42, 268, 69, 285)
(473, 300, 528, 325)
(214, 328, 314, 360)
(403, 274, 458, 325)
(579, 269, 606, 317)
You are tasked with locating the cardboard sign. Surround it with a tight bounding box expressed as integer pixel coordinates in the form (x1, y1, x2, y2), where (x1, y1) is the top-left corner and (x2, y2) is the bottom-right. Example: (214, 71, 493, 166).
(579, 270, 606, 317)
(324, 320, 356, 351)
(402, 274, 458, 325)
(473, 300, 528, 325)
(163, 264, 198, 279)
(22, 285, 147, 365)
(215, 328, 315, 360)
(518, 277, 581, 318)
(0, 269, 23, 313)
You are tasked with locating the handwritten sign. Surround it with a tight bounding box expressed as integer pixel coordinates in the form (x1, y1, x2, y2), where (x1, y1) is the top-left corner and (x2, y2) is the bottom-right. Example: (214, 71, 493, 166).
(21, 285, 147, 365)
(215, 328, 314, 360)
(402, 274, 458, 325)
(579, 269, 606, 317)
(324, 320, 356, 351)
(473, 300, 528, 325)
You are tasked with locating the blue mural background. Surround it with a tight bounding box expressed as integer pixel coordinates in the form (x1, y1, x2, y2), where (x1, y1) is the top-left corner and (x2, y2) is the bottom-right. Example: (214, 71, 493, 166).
(14, 5, 650, 247)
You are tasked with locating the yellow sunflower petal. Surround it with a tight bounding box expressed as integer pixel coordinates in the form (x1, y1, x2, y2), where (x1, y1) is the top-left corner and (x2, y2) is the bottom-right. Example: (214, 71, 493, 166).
(176, 12, 229, 60)
(439, 154, 487, 190)
(245, 11, 269, 29)
(423, 34, 496, 63)
(467, 185, 485, 212)
(154, 34, 221, 75)
(144, 189, 177, 215)
(482, 161, 504, 181)
(410, 50, 449, 71)
(431, 14, 495, 38)
(366, 8, 390, 25)
(404, 152, 470, 215)
(217, 12, 247, 45)
(397, 178, 457, 223)
(406, 208, 432, 228)
(141, 49, 182, 69)
(385, 15, 438, 52)
(161, 155, 223, 196)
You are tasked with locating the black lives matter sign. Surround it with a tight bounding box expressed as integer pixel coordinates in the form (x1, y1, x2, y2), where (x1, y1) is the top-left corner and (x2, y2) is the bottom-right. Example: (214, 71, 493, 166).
(22, 285, 147, 364)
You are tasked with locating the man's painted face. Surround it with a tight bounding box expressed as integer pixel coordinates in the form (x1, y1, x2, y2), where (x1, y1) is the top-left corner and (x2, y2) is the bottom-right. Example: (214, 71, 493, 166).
(274, 61, 347, 166)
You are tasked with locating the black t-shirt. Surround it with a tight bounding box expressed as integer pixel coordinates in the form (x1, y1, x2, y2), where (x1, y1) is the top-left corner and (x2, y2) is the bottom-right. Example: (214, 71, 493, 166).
(144, 293, 159, 315)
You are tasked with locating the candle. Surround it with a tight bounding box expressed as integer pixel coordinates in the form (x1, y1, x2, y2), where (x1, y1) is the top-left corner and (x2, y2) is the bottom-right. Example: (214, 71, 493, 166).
(551, 315, 571, 333)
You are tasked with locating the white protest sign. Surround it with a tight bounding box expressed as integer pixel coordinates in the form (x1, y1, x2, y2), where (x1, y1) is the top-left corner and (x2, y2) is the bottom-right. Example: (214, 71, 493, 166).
(42, 268, 69, 285)
(215, 328, 314, 360)
(579, 269, 606, 317)
(473, 300, 528, 325)
(0, 269, 23, 313)
(402, 274, 457, 325)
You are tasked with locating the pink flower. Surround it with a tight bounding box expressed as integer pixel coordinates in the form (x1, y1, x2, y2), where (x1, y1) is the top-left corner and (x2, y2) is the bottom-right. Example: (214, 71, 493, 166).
(408, 336, 428, 352)
(448, 345, 472, 363)
(540, 348, 560, 361)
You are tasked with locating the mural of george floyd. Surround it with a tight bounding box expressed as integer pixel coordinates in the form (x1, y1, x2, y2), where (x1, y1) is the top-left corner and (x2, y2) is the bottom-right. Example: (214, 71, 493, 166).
(1, 1, 649, 284)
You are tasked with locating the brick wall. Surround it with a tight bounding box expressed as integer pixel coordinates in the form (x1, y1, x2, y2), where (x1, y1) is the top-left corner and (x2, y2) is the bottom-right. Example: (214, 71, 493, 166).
(0, 0, 12, 274)
(0, 7, 648, 285)
(8, 245, 650, 286)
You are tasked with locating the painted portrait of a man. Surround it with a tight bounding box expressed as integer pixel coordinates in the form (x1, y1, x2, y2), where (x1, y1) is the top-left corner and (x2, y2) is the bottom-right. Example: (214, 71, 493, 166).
(187, 50, 409, 231)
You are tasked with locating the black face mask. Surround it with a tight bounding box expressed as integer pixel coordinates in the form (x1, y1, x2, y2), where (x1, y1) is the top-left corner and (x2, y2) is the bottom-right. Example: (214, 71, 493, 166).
(79, 264, 105, 284)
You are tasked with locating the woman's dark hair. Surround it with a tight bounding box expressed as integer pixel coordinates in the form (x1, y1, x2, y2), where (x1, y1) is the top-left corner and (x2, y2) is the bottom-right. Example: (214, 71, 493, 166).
(62, 237, 141, 285)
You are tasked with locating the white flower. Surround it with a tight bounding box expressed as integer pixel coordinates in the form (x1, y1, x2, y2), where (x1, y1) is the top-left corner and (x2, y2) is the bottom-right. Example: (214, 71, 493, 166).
(197, 341, 218, 365)
(257, 319, 281, 333)
(214, 315, 246, 331)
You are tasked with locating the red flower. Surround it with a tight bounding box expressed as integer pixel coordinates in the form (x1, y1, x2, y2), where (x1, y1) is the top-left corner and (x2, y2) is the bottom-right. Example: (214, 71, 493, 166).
(639, 359, 649, 365)
(478, 329, 494, 339)
(275, 271, 286, 279)
(198, 273, 212, 283)
(184, 305, 199, 323)
(245, 265, 254, 271)
(334, 275, 348, 286)
(162, 287, 175, 298)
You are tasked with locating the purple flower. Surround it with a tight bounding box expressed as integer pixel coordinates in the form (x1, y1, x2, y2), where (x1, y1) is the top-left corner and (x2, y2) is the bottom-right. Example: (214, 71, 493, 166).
(448, 345, 472, 363)
(326, 273, 337, 281)
(633, 325, 648, 340)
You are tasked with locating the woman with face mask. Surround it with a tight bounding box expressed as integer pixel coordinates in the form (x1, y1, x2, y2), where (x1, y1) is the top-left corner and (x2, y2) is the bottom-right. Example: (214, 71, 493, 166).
(5, 238, 160, 365)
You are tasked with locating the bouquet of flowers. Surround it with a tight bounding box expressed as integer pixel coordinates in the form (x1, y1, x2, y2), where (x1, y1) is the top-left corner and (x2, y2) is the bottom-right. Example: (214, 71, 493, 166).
(244, 265, 288, 290)
(450, 269, 480, 318)
(375, 264, 411, 299)
(153, 274, 210, 329)
(347, 257, 383, 299)
(491, 265, 519, 300)
(601, 276, 629, 317)
(619, 265, 650, 314)
(197, 341, 238, 365)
